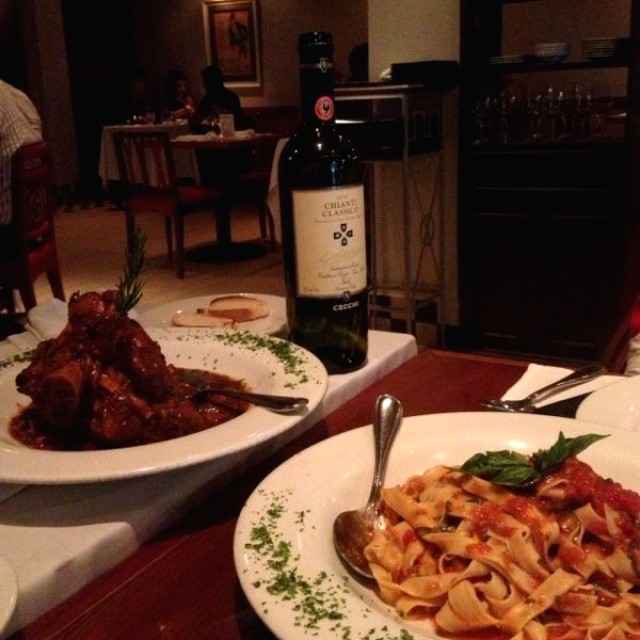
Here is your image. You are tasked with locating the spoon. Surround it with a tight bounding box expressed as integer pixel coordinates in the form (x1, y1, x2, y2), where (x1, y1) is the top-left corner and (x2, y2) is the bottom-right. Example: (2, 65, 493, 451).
(333, 394, 403, 579)
(481, 363, 606, 413)
(193, 387, 308, 413)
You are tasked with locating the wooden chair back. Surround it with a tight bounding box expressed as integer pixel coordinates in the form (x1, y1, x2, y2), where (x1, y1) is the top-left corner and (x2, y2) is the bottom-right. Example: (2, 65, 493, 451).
(113, 130, 180, 210)
(12, 140, 57, 243)
(0, 140, 65, 311)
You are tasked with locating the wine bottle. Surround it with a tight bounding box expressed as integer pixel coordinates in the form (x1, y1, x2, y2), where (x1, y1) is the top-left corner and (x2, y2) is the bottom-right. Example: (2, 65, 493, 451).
(278, 31, 368, 374)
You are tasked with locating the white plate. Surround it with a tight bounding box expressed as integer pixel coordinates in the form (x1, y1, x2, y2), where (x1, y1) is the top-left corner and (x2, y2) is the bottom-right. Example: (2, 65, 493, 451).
(0, 557, 17, 635)
(577, 375, 640, 431)
(234, 412, 634, 640)
(136, 294, 287, 336)
(0, 328, 326, 484)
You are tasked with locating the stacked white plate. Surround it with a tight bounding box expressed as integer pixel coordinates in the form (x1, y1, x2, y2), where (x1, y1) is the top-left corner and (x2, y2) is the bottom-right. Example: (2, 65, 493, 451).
(583, 37, 629, 60)
(534, 42, 569, 64)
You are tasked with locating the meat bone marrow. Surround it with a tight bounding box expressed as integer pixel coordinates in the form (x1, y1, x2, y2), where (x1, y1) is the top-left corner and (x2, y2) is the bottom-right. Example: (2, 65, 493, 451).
(11, 290, 249, 450)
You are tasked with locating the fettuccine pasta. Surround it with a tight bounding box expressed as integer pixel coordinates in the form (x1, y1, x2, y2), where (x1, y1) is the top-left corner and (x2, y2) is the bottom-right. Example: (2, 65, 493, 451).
(364, 458, 640, 640)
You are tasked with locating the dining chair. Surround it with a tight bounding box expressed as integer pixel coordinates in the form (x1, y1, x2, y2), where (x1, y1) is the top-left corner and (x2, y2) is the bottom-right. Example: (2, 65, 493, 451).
(233, 135, 283, 249)
(113, 130, 228, 278)
(0, 140, 65, 312)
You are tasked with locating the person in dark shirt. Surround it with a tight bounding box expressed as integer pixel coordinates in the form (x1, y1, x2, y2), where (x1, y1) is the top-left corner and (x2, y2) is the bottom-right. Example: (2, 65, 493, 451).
(347, 43, 369, 82)
(190, 64, 243, 132)
(190, 65, 252, 187)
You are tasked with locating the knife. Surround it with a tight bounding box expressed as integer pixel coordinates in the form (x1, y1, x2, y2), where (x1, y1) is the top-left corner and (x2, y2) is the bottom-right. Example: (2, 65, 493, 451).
(533, 392, 591, 418)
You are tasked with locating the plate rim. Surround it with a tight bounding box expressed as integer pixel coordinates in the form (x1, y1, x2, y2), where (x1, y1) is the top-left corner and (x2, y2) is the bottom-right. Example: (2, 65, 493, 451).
(234, 412, 636, 640)
(577, 374, 640, 430)
(0, 329, 327, 484)
(135, 292, 287, 335)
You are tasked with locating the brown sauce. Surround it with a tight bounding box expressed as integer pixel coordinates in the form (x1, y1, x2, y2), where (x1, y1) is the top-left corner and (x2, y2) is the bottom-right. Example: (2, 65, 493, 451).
(10, 367, 249, 451)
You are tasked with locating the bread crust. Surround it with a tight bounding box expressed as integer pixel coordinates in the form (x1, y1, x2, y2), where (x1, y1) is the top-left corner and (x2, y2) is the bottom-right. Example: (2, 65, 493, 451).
(204, 295, 270, 322)
(171, 312, 236, 328)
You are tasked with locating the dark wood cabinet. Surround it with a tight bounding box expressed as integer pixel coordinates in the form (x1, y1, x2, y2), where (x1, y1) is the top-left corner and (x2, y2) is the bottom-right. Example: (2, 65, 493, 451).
(457, 0, 640, 363)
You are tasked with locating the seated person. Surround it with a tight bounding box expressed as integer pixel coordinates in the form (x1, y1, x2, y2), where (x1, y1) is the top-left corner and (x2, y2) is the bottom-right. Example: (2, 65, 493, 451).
(163, 70, 195, 120)
(190, 65, 253, 190)
(190, 64, 244, 133)
(347, 43, 369, 82)
(625, 296, 640, 375)
(126, 69, 160, 123)
(0, 78, 42, 226)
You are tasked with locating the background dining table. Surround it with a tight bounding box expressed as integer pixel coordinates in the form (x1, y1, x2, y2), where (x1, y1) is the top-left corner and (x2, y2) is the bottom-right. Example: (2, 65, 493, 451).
(171, 132, 280, 264)
(8, 347, 546, 640)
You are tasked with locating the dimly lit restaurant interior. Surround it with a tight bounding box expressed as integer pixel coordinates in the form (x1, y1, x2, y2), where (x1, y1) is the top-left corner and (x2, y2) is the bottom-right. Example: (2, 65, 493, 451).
(1, 0, 640, 638)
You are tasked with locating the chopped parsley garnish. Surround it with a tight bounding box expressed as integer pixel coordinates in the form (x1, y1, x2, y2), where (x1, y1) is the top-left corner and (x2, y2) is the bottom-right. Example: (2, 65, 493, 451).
(215, 331, 311, 386)
(0, 350, 34, 371)
(242, 489, 415, 639)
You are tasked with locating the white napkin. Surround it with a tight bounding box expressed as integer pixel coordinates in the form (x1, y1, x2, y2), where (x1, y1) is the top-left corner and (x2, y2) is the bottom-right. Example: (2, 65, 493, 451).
(24, 299, 142, 343)
(233, 128, 255, 139)
(6, 331, 39, 352)
(503, 363, 620, 406)
(173, 132, 219, 143)
(26, 298, 68, 341)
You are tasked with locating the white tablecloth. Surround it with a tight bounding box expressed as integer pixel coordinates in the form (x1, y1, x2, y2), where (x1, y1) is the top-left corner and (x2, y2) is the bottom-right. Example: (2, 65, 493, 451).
(265, 136, 288, 244)
(98, 121, 196, 184)
(0, 329, 417, 637)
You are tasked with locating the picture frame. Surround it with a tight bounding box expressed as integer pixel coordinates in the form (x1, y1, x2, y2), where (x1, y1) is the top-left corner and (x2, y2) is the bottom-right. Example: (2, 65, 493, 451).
(203, 0, 261, 88)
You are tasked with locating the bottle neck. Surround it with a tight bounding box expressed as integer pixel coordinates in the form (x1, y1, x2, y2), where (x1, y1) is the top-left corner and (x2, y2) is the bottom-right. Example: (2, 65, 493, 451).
(299, 57, 335, 126)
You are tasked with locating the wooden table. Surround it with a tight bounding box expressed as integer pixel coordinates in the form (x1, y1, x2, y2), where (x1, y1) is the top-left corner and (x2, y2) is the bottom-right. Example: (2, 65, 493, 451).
(171, 133, 279, 264)
(10, 348, 532, 640)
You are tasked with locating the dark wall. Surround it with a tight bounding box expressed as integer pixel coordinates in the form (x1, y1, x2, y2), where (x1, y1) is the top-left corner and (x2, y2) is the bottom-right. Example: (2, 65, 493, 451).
(61, 0, 133, 192)
(0, 0, 26, 87)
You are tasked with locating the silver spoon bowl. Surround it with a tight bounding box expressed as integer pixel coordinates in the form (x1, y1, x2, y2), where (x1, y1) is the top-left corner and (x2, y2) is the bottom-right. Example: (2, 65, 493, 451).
(333, 394, 403, 579)
(481, 363, 606, 413)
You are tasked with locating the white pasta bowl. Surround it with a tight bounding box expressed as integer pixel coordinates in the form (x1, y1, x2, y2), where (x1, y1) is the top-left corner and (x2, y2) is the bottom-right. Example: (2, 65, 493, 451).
(234, 412, 637, 640)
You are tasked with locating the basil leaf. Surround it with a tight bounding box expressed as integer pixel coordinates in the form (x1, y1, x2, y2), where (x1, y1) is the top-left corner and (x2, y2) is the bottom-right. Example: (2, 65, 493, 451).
(460, 431, 609, 488)
(461, 450, 538, 487)
(490, 465, 541, 488)
(461, 450, 528, 474)
(534, 432, 609, 474)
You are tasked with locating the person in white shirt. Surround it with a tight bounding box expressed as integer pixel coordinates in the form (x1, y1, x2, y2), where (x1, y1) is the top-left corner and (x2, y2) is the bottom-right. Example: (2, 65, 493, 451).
(0, 79, 42, 225)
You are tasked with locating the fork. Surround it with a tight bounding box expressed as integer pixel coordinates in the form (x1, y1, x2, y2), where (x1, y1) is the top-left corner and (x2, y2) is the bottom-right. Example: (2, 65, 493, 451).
(481, 363, 606, 413)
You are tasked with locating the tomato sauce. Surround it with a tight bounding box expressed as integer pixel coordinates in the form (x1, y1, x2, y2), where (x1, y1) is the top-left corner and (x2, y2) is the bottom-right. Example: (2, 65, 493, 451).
(543, 457, 640, 546)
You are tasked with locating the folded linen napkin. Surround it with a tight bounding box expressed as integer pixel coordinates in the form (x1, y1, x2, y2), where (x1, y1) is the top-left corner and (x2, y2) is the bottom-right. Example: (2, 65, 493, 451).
(503, 363, 620, 406)
(23, 298, 143, 344)
(6, 331, 39, 352)
(26, 298, 68, 341)
(233, 128, 255, 139)
(173, 132, 219, 143)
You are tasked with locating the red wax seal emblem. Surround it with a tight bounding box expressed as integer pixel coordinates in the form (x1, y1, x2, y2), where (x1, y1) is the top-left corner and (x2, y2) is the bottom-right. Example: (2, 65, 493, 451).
(315, 96, 334, 121)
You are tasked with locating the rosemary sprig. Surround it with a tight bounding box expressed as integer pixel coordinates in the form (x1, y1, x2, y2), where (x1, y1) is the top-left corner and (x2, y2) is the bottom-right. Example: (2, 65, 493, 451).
(116, 226, 146, 315)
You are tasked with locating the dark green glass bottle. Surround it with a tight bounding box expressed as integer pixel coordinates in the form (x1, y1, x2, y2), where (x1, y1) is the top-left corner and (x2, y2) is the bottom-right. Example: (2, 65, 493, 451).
(278, 31, 368, 374)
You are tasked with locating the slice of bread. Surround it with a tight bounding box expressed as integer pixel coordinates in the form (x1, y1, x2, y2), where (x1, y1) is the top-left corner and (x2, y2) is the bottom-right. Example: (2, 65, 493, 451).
(204, 295, 270, 323)
(171, 312, 236, 328)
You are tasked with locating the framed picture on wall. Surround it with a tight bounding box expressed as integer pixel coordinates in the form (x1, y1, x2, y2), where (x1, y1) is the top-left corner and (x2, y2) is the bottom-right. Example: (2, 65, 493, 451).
(203, 0, 261, 88)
